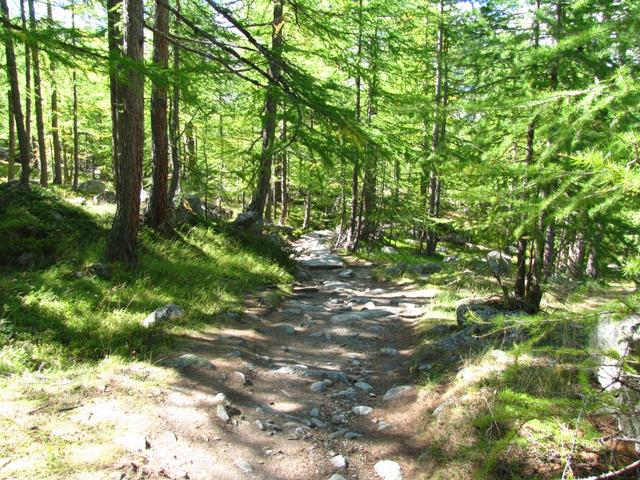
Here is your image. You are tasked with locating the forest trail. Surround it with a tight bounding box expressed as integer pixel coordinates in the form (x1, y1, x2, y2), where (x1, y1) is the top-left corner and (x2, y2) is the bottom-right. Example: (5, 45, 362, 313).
(117, 231, 435, 480)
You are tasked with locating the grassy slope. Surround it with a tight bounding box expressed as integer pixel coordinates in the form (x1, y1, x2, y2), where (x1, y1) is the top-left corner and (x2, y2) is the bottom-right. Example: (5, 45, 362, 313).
(360, 240, 638, 480)
(0, 184, 293, 478)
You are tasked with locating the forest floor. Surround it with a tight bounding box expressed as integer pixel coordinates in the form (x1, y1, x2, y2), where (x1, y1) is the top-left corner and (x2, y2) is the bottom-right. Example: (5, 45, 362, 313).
(2, 201, 637, 479)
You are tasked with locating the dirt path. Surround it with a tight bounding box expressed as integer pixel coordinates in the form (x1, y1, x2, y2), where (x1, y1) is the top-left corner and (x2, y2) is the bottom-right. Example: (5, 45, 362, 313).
(116, 231, 434, 480)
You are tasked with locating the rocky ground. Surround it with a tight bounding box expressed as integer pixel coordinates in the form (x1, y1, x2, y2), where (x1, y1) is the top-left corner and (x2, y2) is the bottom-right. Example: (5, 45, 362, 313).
(108, 230, 436, 480)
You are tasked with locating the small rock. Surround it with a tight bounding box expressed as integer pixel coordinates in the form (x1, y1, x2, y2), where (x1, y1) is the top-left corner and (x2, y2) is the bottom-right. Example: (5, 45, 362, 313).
(234, 457, 253, 474)
(310, 407, 320, 417)
(380, 347, 399, 356)
(310, 381, 326, 393)
(354, 381, 374, 393)
(330, 388, 356, 399)
(217, 404, 230, 423)
(255, 419, 265, 430)
(213, 392, 229, 405)
(374, 460, 402, 480)
(344, 431, 362, 439)
(330, 454, 348, 469)
(171, 353, 212, 370)
(280, 324, 296, 335)
(331, 414, 348, 425)
(329, 428, 349, 439)
(381, 246, 398, 254)
(352, 405, 373, 416)
(89, 262, 112, 279)
(338, 269, 354, 278)
(329, 475, 348, 480)
(310, 417, 327, 428)
(231, 371, 249, 385)
(383, 386, 412, 402)
(330, 313, 362, 324)
(143, 304, 184, 328)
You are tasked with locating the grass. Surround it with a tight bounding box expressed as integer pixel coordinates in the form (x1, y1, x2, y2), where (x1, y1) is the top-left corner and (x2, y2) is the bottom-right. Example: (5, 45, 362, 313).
(0, 183, 294, 374)
(361, 236, 638, 479)
(0, 184, 295, 478)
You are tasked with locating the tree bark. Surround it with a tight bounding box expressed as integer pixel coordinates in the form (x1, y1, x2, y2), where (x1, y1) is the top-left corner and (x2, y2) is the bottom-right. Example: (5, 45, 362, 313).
(107, 0, 123, 188)
(249, 0, 284, 222)
(168, 0, 181, 203)
(7, 90, 16, 182)
(106, 0, 145, 264)
(147, 0, 170, 230)
(20, 0, 33, 171)
(278, 117, 288, 225)
(1, 0, 31, 189)
(72, 4, 79, 190)
(346, 0, 363, 250)
(28, 0, 48, 187)
(47, 1, 62, 184)
(303, 188, 311, 229)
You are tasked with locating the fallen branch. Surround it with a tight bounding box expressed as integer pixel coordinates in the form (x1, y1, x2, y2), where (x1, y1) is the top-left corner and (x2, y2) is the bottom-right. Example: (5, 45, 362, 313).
(574, 458, 640, 480)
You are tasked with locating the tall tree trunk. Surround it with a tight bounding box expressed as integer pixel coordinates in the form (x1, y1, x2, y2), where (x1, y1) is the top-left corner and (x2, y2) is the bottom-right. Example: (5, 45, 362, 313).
(20, 0, 33, 170)
(47, 1, 62, 184)
(303, 188, 311, 229)
(249, 0, 284, 221)
(106, 0, 144, 263)
(7, 90, 16, 182)
(425, 0, 446, 256)
(107, 0, 123, 188)
(28, 0, 48, 187)
(168, 0, 181, 203)
(72, 4, 79, 190)
(360, 25, 380, 245)
(278, 118, 288, 225)
(147, 0, 169, 230)
(1, 0, 30, 189)
(347, 0, 363, 250)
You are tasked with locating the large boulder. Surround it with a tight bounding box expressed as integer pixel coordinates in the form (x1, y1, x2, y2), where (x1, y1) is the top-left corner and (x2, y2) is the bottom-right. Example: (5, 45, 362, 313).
(95, 190, 116, 204)
(591, 314, 640, 451)
(78, 179, 106, 195)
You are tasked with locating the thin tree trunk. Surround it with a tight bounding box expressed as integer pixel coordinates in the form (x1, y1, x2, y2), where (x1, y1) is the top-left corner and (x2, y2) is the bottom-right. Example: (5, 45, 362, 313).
(47, 0, 62, 184)
(20, 0, 33, 170)
(168, 0, 181, 203)
(425, 0, 446, 256)
(107, 0, 123, 188)
(72, 4, 79, 190)
(303, 188, 311, 229)
(28, 0, 48, 187)
(278, 117, 288, 225)
(249, 0, 284, 221)
(1, 0, 30, 189)
(7, 90, 16, 182)
(148, 0, 170, 230)
(106, 0, 145, 263)
(347, 0, 363, 250)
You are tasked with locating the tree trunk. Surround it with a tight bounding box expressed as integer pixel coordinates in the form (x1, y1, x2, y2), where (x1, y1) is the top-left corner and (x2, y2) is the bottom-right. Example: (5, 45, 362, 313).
(1, 0, 30, 189)
(303, 188, 311, 229)
(72, 4, 79, 190)
(106, 0, 144, 264)
(107, 0, 123, 188)
(425, 0, 446, 256)
(28, 0, 48, 187)
(586, 245, 598, 279)
(249, 0, 284, 221)
(147, 0, 170, 230)
(346, 0, 363, 250)
(278, 117, 288, 225)
(47, 0, 62, 184)
(7, 90, 16, 182)
(168, 0, 181, 203)
(20, 0, 33, 170)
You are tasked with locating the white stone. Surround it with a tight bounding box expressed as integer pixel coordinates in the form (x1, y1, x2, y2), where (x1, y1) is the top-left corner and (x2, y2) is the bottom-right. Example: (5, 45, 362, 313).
(374, 460, 402, 480)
